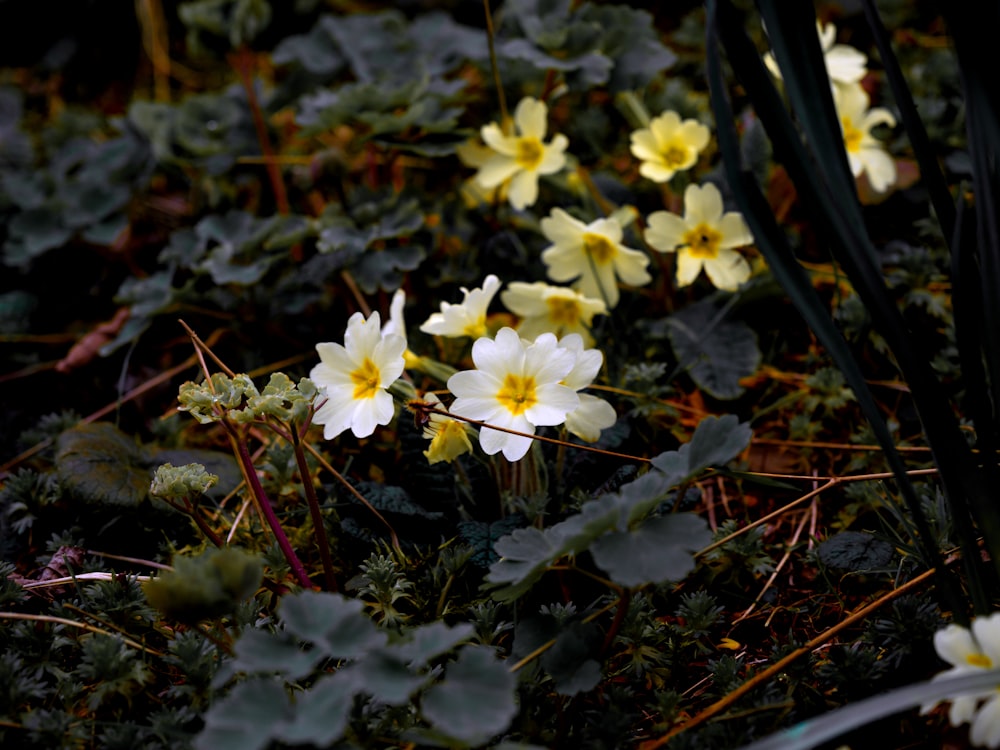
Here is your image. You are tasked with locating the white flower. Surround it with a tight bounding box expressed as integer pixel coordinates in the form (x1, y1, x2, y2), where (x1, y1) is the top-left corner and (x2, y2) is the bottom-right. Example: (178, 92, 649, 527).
(310, 311, 406, 439)
(473, 97, 569, 210)
(381, 289, 407, 342)
(419, 274, 502, 339)
(922, 613, 1000, 748)
(764, 20, 868, 89)
(420, 393, 474, 464)
(834, 83, 897, 193)
(645, 183, 754, 291)
(629, 111, 711, 183)
(501, 281, 607, 347)
(540, 209, 651, 308)
(447, 328, 579, 461)
(557, 334, 617, 442)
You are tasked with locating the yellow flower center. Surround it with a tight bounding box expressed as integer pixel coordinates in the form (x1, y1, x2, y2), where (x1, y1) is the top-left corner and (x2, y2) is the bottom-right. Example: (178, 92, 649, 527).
(842, 117, 863, 153)
(350, 358, 382, 399)
(662, 144, 690, 168)
(515, 137, 544, 170)
(496, 373, 538, 416)
(968, 653, 993, 669)
(683, 223, 722, 259)
(462, 320, 488, 338)
(546, 297, 582, 325)
(582, 232, 617, 265)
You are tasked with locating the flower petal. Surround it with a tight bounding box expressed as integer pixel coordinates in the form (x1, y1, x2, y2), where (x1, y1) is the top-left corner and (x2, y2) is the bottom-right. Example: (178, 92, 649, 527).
(515, 97, 547, 139)
(675, 249, 704, 287)
(645, 211, 689, 252)
(476, 154, 520, 188)
(704, 249, 751, 290)
(524, 383, 579, 426)
(565, 393, 617, 442)
(508, 169, 540, 210)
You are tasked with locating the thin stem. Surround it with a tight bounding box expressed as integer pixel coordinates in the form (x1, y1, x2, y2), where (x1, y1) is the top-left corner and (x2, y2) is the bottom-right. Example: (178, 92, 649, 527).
(290, 422, 338, 591)
(482, 0, 510, 131)
(224, 422, 313, 589)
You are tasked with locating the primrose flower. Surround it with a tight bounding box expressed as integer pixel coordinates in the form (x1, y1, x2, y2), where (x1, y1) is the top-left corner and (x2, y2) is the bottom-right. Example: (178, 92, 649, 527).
(834, 83, 897, 193)
(922, 613, 1000, 748)
(447, 328, 579, 461)
(629, 111, 711, 183)
(764, 20, 868, 90)
(540, 209, 652, 308)
(420, 393, 474, 464)
(382, 288, 423, 370)
(501, 281, 607, 347)
(310, 311, 406, 440)
(420, 274, 502, 339)
(473, 97, 569, 210)
(557, 335, 617, 443)
(645, 182, 754, 291)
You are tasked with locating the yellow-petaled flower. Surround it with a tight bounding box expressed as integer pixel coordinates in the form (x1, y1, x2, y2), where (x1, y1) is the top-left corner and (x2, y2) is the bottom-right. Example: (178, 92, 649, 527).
(540, 208, 652, 308)
(472, 97, 569, 210)
(419, 274, 502, 339)
(500, 281, 607, 347)
(447, 328, 579, 461)
(310, 311, 406, 439)
(645, 183, 754, 291)
(420, 393, 473, 464)
(629, 111, 711, 183)
(921, 613, 1000, 748)
(834, 83, 897, 194)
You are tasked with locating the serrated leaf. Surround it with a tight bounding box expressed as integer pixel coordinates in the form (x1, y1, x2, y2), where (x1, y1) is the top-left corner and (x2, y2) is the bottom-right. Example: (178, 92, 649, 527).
(539, 623, 602, 696)
(275, 671, 355, 746)
(421, 646, 517, 746)
(55, 422, 151, 507)
(351, 651, 427, 705)
(194, 678, 290, 750)
(278, 590, 387, 658)
(229, 629, 321, 681)
(590, 514, 712, 588)
(350, 482, 444, 520)
(666, 301, 761, 400)
(457, 516, 527, 568)
(816, 531, 895, 572)
(149, 449, 242, 501)
(387, 621, 475, 667)
(650, 414, 752, 484)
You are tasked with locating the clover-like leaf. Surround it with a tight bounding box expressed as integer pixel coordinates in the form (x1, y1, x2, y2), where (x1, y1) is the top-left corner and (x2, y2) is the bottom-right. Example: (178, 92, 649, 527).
(421, 646, 517, 746)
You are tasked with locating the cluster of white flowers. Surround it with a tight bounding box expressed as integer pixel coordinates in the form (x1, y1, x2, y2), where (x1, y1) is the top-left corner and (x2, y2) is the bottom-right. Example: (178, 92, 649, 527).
(923, 612, 1000, 748)
(764, 20, 897, 194)
(306, 21, 897, 462)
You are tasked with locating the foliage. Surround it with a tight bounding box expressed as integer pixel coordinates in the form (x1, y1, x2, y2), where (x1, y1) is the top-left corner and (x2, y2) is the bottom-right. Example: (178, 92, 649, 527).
(0, 0, 991, 748)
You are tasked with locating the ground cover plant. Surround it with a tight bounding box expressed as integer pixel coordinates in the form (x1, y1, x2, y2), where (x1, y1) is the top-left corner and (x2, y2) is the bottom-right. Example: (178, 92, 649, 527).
(3, 0, 1000, 747)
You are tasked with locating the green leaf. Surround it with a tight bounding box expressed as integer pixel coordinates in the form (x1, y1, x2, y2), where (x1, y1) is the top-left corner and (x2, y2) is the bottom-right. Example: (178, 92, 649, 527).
(55, 423, 151, 507)
(666, 300, 761, 400)
(650, 414, 753, 485)
(275, 671, 355, 746)
(278, 590, 387, 658)
(194, 678, 290, 750)
(458, 516, 527, 568)
(816, 531, 895, 573)
(349, 482, 444, 520)
(229, 629, 321, 681)
(149, 449, 242, 501)
(590, 514, 712, 588)
(421, 646, 517, 746)
(387, 621, 476, 667)
(351, 651, 427, 705)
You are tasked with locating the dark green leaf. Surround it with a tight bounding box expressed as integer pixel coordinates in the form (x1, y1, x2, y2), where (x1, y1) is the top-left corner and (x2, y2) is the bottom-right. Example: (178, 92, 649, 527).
(351, 651, 427, 705)
(421, 646, 517, 746)
(387, 621, 475, 667)
(55, 423, 151, 507)
(650, 414, 752, 485)
(590, 514, 712, 588)
(278, 590, 387, 658)
(665, 301, 761, 400)
(458, 516, 527, 568)
(229, 630, 321, 681)
(817, 531, 895, 572)
(275, 671, 355, 746)
(194, 678, 290, 750)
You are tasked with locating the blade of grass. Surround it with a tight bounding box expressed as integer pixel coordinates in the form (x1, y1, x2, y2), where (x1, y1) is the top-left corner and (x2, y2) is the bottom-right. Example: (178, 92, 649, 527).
(707, 0, 971, 618)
